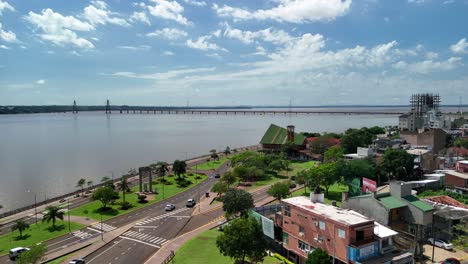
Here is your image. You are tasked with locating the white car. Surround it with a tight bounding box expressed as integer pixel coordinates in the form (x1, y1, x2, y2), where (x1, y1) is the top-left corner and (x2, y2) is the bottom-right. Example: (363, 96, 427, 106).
(428, 238, 453, 250)
(9, 247, 30, 260)
(165, 204, 175, 211)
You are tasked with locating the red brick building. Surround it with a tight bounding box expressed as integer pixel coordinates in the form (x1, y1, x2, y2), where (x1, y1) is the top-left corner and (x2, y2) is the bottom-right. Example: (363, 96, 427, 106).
(446, 161, 468, 189)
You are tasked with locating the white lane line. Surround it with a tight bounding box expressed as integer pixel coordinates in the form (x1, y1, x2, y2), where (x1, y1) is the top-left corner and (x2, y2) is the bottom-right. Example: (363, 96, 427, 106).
(134, 225, 159, 228)
(161, 240, 170, 245)
(87, 239, 123, 264)
(87, 227, 102, 233)
(168, 215, 191, 218)
(119, 236, 160, 248)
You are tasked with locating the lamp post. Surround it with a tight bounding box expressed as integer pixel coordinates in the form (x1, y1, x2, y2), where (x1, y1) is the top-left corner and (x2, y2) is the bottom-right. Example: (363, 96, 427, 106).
(67, 199, 71, 232)
(25, 190, 37, 225)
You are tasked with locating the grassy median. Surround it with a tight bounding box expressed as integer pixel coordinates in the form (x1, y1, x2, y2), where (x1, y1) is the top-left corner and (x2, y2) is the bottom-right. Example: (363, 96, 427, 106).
(191, 157, 228, 170)
(69, 173, 207, 221)
(0, 221, 84, 256)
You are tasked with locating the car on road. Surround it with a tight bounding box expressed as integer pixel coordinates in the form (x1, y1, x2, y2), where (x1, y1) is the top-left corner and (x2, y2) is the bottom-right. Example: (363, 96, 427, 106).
(428, 238, 453, 250)
(440, 258, 461, 264)
(214, 173, 221, 178)
(69, 259, 86, 264)
(165, 204, 176, 211)
(186, 199, 196, 207)
(9, 247, 30, 260)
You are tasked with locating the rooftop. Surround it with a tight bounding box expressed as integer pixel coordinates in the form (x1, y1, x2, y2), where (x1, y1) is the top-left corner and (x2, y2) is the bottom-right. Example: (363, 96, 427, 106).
(377, 195, 408, 209)
(260, 124, 306, 145)
(374, 222, 398, 238)
(402, 195, 434, 212)
(446, 170, 468, 179)
(406, 149, 430, 155)
(282, 196, 373, 226)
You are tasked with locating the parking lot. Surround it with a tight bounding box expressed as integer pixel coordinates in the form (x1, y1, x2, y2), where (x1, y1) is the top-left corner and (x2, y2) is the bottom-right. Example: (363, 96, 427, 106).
(423, 244, 468, 263)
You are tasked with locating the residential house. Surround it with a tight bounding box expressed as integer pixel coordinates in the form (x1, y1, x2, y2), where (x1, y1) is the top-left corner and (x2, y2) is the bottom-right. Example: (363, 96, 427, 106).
(400, 128, 447, 153)
(445, 161, 468, 192)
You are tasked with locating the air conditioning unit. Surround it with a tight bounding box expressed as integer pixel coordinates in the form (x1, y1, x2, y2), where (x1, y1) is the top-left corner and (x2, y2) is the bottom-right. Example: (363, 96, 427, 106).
(299, 232, 304, 237)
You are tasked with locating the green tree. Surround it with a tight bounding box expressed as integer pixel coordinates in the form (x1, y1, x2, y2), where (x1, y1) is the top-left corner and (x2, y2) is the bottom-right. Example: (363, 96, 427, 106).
(296, 170, 310, 193)
(11, 220, 30, 239)
(233, 165, 265, 182)
(222, 188, 254, 218)
(452, 221, 468, 251)
(76, 178, 86, 195)
(381, 148, 415, 181)
(323, 145, 344, 163)
(210, 149, 219, 161)
(281, 141, 296, 158)
(230, 151, 261, 167)
(340, 128, 374, 154)
(309, 136, 335, 155)
(211, 182, 229, 196)
(454, 138, 468, 148)
(309, 163, 339, 195)
(336, 159, 376, 183)
(268, 159, 287, 173)
(42, 205, 65, 230)
(173, 160, 187, 180)
(267, 181, 290, 200)
(221, 172, 237, 188)
(368, 126, 386, 135)
(16, 243, 47, 264)
(92, 186, 116, 210)
(224, 146, 231, 156)
(216, 218, 268, 264)
(306, 248, 332, 264)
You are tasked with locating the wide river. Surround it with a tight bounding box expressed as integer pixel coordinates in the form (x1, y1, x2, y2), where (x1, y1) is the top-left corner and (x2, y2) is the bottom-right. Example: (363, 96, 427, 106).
(0, 108, 404, 212)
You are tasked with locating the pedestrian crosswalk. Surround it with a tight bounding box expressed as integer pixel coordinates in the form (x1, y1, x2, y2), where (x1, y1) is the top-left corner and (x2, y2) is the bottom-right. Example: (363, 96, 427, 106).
(119, 230, 169, 247)
(136, 207, 190, 226)
(72, 230, 92, 239)
(87, 222, 116, 233)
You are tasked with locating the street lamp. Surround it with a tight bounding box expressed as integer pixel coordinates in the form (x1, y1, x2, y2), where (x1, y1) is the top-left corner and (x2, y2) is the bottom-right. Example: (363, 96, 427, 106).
(25, 190, 37, 225)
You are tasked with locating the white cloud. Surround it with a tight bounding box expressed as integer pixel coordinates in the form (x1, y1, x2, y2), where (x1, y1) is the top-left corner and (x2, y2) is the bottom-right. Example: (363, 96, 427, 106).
(84, 1, 130, 27)
(207, 52, 222, 59)
(450, 38, 468, 54)
(25, 8, 95, 49)
(0, 44, 9, 49)
(186, 35, 227, 52)
(117, 45, 151, 51)
(183, 0, 206, 7)
(212, 29, 221, 38)
(443, 0, 455, 4)
(393, 57, 461, 74)
(147, 0, 191, 25)
(0, 0, 14, 15)
(223, 24, 293, 45)
(146, 27, 187, 40)
(163, 50, 174, 56)
(36, 79, 45, 85)
(0, 22, 16, 42)
(130, 11, 151, 25)
(112, 67, 215, 80)
(213, 0, 352, 23)
(408, 0, 425, 4)
(425, 52, 438, 60)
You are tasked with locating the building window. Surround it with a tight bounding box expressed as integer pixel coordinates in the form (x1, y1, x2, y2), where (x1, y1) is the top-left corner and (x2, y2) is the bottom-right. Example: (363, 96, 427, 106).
(356, 230, 364, 242)
(299, 225, 305, 233)
(338, 228, 346, 239)
(283, 232, 289, 244)
(298, 240, 309, 251)
(319, 221, 326, 230)
(284, 206, 291, 217)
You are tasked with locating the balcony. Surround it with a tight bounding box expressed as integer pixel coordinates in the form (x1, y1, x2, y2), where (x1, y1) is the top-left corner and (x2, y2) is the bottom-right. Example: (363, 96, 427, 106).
(350, 237, 376, 248)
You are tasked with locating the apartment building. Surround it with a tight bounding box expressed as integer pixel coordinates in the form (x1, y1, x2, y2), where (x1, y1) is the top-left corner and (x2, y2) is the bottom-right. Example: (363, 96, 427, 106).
(277, 196, 413, 264)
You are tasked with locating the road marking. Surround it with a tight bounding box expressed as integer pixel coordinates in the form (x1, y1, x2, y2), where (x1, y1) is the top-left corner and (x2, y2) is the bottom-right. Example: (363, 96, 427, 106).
(168, 215, 191, 218)
(87, 239, 123, 263)
(136, 207, 190, 226)
(87, 227, 102, 233)
(135, 225, 159, 228)
(119, 236, 160, 248)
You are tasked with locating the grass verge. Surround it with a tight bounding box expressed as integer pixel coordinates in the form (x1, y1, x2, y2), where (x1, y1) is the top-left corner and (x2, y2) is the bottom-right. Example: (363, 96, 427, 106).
(69, 174, 207, 221)
(191, 158, 228, 170)
(172, 229, 280, 264)
(0, 221, 84, 256)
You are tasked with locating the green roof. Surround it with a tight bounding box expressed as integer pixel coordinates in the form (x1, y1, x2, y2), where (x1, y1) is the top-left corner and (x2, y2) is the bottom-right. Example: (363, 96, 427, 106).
(260, 124, 306, 145)
(402, 196, 434, 212)
(378, 196, 408, 209)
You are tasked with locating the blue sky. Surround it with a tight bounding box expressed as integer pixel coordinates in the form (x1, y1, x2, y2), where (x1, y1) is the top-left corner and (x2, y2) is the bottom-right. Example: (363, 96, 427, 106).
(1, 0, 468, 106)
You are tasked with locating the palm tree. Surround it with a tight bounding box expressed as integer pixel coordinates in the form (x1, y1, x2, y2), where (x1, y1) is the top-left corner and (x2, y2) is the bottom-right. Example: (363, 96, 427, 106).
(118, 176, 130, 203)
(155, 161, 170, 199)
(11, 220, 29, 238)
(42, 205, 64, 230)
(76, 178, 86, 195)
(173, 160, 187, 180)
(210, 149, 219, 161)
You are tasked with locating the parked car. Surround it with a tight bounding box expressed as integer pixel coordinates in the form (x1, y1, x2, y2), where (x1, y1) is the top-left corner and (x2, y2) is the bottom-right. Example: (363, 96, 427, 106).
(186, 199, 196, 207)
(214, 173, 221, 178)
(428, 238, 453, 250)
(9, 247, 30, 260)
(69, 259, 86, 264)
(165, 204, 175, 211)
(440, 258, 461, 264)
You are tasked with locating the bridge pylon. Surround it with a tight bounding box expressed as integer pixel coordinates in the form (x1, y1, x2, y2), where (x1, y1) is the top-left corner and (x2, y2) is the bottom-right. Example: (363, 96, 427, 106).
(105, 99, 111, 114)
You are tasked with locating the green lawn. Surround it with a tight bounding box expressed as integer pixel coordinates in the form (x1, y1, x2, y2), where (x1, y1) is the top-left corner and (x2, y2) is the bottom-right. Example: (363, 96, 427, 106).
(172, 229, 281, 264)
(290, 183, 348, 207)
(191, 157, 228, 170)
(69, 174, 207, 221)
(278, 161, 317, 177)
(244, 176, 286, 192)
(0, 221, 84, 256)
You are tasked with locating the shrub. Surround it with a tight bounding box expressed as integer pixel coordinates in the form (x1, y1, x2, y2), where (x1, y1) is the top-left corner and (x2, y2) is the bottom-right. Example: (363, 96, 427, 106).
(167, 174, 175, 177)
(188, 173, 194, 176)
(273, 253, 293, 264)
(119, 201, 133, 210)
(164, 181, 173, 185)
(195, 175, 202, 180)
(137, 194, 147, 203)
(176, 179, 192, 188)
